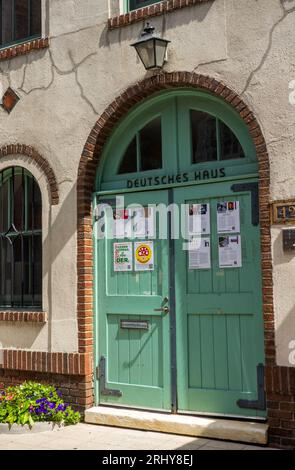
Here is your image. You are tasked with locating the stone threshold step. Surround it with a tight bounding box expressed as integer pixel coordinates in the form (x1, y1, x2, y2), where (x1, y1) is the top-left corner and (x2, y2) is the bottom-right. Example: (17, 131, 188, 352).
(85, 406, 268, 445)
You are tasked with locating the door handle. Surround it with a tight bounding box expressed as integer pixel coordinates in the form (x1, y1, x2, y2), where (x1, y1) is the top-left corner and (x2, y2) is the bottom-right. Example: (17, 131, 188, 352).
(154, 306, 170, 314)
(154, 297, 169, 314)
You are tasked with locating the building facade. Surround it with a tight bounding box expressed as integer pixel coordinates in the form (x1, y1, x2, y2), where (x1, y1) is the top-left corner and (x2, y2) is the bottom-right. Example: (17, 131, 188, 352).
(0, 0, 295, 449)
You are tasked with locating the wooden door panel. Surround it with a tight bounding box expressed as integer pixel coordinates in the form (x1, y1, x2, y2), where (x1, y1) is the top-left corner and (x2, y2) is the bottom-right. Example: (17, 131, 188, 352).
(96, 190, 171, 410)
(174, 180, 265, 417)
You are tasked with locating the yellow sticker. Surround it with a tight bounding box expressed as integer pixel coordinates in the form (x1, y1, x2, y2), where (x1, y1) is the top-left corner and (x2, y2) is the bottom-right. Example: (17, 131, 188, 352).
(135, 243, 152, 264)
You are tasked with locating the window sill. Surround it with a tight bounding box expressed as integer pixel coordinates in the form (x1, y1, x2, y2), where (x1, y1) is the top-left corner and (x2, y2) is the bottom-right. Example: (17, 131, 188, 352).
(108, 0, 213, 29)
(0, 311, 47, 323)
(0, 37, 49, 62)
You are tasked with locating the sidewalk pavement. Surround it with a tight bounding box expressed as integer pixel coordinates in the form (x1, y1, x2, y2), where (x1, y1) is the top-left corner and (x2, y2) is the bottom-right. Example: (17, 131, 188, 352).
(0, 423, 276, 450)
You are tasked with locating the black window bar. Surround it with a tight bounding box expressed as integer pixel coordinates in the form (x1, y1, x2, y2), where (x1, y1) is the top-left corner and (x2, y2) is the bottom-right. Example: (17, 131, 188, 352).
(0, 166, 42, 309)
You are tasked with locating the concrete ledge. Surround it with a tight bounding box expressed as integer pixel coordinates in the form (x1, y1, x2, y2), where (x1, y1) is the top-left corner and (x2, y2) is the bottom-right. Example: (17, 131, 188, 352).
(0, 422, 63, 434)
(85, 406, 268, 445)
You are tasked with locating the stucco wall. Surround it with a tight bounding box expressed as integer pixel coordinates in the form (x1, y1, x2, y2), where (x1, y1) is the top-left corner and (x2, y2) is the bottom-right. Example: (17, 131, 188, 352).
(0, 0, 294, 361)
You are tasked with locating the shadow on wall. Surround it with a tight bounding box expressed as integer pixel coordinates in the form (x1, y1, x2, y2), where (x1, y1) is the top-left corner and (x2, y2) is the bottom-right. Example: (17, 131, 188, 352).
(99, 0, 215, 48)
(271, 227, 295, 368)
(0, 181, 78, 351)
(43, 181, 78, 352)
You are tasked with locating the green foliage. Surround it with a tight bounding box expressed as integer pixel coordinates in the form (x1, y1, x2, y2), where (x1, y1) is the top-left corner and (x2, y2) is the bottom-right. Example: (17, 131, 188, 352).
(0, 381, 80, 427)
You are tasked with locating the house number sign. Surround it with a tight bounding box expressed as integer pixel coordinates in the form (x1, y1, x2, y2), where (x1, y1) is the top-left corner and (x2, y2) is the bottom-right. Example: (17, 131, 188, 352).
(271, 201, 295, 224)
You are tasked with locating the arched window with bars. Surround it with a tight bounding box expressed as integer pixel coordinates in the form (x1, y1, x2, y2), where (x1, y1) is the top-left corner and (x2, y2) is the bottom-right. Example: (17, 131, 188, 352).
(0, 167, 42, 309)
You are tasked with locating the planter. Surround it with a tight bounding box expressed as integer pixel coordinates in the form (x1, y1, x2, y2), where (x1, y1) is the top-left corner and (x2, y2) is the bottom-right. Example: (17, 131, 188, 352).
(0, 422, 64, 434)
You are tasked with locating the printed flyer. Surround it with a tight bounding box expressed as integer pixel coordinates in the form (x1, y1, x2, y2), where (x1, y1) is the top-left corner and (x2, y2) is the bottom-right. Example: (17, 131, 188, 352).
(134, 241, 154, 271)
(218, 235, 242, 268)
(188, 237, 211, 269)
(217, 201, 240, 233)
(188, 203, 210, 235)
(133, 207, 155, 238)
(113, 209, 132, 238)
(113, 242, 133, 272)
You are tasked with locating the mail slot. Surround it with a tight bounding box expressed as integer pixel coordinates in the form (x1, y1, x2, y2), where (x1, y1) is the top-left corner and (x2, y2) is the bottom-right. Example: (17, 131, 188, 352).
(120, 320, 149, 330)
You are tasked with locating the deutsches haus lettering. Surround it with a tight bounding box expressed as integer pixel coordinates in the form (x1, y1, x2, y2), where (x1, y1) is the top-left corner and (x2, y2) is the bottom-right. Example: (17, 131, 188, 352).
(127, 168, 226, 189)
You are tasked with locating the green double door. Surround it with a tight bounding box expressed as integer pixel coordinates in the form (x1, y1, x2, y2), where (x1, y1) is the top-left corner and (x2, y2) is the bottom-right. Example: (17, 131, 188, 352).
(96, 179, 265, 418)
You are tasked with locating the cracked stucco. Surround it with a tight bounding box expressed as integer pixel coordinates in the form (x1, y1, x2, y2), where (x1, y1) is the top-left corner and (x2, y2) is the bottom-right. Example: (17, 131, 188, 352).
(0, 0, 294, 363)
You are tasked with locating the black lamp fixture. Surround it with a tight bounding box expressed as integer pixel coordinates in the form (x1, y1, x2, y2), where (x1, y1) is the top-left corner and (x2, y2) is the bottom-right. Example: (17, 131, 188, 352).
(131, 23, 170, 70)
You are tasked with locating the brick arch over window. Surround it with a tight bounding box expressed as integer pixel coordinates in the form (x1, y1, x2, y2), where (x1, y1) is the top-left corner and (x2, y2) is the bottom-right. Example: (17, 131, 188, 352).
(0, 144, 59, 205)
(77, 72, 273, 382)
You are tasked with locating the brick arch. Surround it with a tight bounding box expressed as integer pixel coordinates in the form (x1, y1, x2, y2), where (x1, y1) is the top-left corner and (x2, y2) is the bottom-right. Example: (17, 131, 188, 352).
(0, 144, 59, 205)
(77, 72, 273, 402)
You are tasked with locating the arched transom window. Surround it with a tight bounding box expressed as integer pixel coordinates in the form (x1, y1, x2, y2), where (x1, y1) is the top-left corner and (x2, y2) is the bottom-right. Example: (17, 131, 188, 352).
(99, 92, 257, 192)
(0, 167, 42, 309)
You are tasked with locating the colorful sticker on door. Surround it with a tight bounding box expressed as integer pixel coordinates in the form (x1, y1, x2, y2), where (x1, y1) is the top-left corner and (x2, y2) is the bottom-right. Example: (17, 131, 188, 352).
(113, 242, 133, 271)
(218, 235, 242, 268)
(188, 237, 211, 269)
(188, 203, 210, 235)
(134, 241, 154, 271)
(217, 201, 240, 233)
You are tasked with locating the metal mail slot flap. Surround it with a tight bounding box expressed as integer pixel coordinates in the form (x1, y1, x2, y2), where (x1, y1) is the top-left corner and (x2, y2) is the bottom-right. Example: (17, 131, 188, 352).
(120, 320, 149, 330)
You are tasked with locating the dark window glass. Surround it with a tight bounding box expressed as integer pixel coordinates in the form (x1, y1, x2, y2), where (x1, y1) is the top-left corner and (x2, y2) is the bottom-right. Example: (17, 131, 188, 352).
(13, 170, 24, 230)
(219, 120, 245, 160)
(118, 137, 137, 174)
(30, 0, 41, 36)
(191, 110, 217, 163)
(118, 117, 162, 175)
(0, 1, 13, 46)
(0, 169, 9, 233)
(15, 0, 29, 41)
(0, 0, 41, 48)
(27, 175, 42, 230)
(129, 0, 160, 11)
(0, 167, 42, 309)
(140, 117, 162, 171)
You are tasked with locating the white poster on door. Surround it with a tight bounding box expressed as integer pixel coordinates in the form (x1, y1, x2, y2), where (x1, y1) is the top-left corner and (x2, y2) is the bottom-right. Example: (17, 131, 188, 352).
(188, 237, 211, 270)
(132, 207, 155, 238)
(188, 203, 210, 235)
(217, 201, 240, 233)
(113, 242, 133, 271)
(218, 235, 242, 268)
(134, 241, 154, 271)
(113, 209, 132, 238)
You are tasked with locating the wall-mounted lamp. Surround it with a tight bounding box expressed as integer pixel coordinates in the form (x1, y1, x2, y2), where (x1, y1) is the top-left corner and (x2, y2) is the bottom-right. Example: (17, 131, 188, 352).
(131, 23, 170, 70)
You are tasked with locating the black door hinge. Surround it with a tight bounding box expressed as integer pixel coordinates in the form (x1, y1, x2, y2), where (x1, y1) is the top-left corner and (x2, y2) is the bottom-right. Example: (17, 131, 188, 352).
(97, 356, 122, 398)
(237, 363, 266, 410)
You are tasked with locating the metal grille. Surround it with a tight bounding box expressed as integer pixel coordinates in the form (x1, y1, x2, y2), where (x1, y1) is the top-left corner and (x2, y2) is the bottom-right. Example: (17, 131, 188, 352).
(0, 167, 42, 309)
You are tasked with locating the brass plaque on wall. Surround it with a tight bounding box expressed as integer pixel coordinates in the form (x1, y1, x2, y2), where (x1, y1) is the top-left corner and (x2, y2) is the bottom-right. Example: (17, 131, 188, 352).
(271, 200, 295, 224)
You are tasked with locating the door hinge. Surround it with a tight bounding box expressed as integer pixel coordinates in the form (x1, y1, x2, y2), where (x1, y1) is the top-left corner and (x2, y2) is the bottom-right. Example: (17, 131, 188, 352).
(237, 363, 266, 410)
(97, 356, 122, 398)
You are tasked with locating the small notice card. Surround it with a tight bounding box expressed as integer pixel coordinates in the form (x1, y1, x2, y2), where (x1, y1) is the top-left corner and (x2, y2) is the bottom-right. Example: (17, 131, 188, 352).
(134, 241, 154, 271)
(188, 203, 210, 235)
(113, 242, 133, 272)
(218, 235, 242, 268)
(188, 237, 211, 270)
(217, 201, 240, 233)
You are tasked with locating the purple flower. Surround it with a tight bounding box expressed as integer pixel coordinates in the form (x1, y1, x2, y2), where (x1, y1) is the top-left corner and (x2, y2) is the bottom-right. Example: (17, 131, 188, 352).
(48, 402, 56, 409)
(36, 398, 46, 404)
